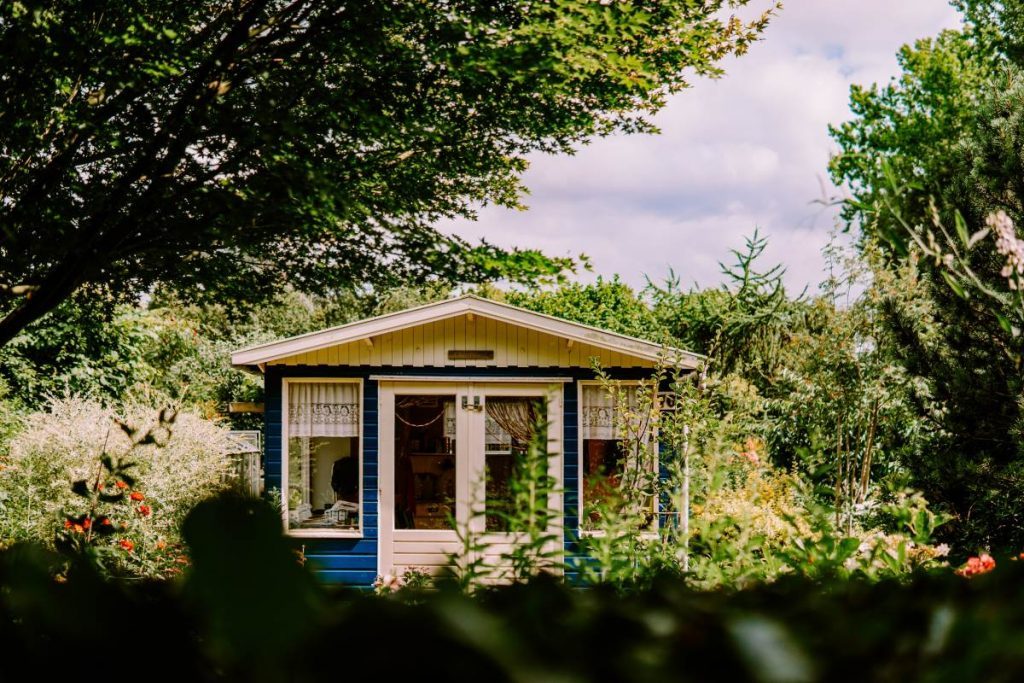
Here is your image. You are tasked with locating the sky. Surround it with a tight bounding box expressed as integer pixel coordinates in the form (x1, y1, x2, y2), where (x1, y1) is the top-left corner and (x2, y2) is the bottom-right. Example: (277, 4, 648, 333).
(441, 0, 963, 294)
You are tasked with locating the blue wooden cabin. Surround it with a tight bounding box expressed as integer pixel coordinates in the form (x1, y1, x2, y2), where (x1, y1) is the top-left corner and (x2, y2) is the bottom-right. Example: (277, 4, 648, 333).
(231, 295, 699, 585)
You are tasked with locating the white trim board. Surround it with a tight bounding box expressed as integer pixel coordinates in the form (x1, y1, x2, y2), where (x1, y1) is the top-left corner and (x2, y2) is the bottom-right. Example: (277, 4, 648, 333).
(232, 294, 702, 371)
(368, 375, 573, 383)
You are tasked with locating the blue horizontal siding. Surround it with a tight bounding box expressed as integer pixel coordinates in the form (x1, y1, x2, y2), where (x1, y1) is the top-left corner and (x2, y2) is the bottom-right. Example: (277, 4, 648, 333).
(315, 570, 378, 586)
(265, 365, 659, 587)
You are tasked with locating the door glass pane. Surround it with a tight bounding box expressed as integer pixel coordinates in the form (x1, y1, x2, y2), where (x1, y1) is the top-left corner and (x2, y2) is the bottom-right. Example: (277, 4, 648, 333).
(394, 395, 457, 530)
(484, 396, 546, 532)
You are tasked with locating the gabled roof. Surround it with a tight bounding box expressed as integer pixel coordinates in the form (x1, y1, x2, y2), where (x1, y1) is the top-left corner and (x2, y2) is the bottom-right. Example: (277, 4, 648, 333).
(231, 294, 702, 371)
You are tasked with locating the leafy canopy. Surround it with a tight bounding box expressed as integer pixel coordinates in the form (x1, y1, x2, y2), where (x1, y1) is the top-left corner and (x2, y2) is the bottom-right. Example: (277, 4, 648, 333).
(0, 0, 776, 346)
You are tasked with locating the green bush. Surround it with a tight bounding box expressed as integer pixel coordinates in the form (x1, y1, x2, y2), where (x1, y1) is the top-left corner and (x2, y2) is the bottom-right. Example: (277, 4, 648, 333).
(1, 494, 1022, 681)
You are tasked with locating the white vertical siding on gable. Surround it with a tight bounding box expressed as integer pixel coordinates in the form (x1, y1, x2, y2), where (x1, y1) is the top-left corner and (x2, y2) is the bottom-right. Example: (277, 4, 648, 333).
(267, 314, 658, 368)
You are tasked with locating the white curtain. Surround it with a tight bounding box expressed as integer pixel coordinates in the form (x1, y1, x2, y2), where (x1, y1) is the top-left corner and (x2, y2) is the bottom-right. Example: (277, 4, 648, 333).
(581, 385, 639, 440)
(444, 399, 456, 439)
(288, 382, 360, 438)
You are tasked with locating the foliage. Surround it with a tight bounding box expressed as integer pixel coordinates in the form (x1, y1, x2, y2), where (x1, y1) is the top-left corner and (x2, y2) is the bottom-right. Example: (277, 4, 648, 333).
(0, 293, 158, 405)
(568, 363, 947, 591)
(0, 397, 233, 577)
(648, 229, 806, 383)
(1, 493, 1021, 682)
(0, 0, 778, 346)
(505, 276, 667, 342)
(830, 9, 1024, 554)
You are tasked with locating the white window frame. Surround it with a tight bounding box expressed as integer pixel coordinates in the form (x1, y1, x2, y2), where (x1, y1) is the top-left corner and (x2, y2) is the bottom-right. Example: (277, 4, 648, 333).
(281, 377, 365, 539)
(577, 379, 661, 535)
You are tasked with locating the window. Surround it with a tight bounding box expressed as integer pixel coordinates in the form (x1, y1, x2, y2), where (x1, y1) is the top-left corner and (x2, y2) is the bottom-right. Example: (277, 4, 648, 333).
(285, 381, 361, 533)
(580, 383, 656, 529)
(484, 397, 546, 532)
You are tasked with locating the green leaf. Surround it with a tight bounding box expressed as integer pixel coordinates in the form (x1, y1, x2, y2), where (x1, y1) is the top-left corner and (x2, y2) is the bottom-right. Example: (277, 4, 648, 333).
(941, 271, 967, 299)
(954, 211, 970, 246)
(995, 312, 1014, 335)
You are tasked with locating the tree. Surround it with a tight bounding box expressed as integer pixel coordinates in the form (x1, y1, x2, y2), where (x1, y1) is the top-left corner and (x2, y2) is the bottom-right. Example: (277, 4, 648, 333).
(829, 14, 1024, 553)
(647, 229, 804, 382)
(0, 0, 776, 347)
(503, 276, 665, 342)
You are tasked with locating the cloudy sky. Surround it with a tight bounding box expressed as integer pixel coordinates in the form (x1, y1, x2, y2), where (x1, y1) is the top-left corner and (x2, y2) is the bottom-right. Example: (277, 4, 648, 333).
(442, 0, 963, 293)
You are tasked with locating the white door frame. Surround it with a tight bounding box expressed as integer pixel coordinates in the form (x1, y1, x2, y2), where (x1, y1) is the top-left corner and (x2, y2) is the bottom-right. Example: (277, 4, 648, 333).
(378, 379, 562, 578)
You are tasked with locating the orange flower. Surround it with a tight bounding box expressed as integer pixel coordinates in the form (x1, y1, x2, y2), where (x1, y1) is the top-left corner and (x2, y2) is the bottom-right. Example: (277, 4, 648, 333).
(156, 540, 167, 551)
(118, 539, 135, 552)
(136, 504, 151, 517)
(129, 491, 144, 502)
(115, 481, 128, 490)
(63, 519, 73, 529)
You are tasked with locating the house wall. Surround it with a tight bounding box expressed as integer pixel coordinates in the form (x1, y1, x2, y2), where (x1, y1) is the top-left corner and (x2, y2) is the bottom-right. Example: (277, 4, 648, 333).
(265, 364, 657, 586)
(267, 314, 658, 369)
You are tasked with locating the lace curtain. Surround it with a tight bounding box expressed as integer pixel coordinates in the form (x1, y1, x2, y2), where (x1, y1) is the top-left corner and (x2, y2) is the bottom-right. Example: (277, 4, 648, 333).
(581, 385, 639, 440)
(288, 382, 360, 438)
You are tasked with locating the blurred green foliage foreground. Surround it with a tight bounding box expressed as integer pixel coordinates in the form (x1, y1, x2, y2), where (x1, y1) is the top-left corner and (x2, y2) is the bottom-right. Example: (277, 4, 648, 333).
(3, 493, 1022, 683)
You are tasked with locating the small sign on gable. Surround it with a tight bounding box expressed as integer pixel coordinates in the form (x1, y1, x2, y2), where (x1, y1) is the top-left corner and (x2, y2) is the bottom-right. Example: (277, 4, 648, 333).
(448, 349, 495, 361)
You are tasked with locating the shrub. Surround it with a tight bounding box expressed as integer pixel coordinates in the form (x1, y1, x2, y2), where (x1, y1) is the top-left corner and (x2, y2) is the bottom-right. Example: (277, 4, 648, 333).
(0, 397, 233, 576)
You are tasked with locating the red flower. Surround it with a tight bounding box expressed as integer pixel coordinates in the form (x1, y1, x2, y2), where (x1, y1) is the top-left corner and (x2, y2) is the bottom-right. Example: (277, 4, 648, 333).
(129, 491, 144, 502)
(136, 504, 151, 517)
(118, 539, 135, 552)
(81, 517, 91, 530)
(956, 553, 996, 578)
(100, 517, 112, 526)
(63, 519, 72, 529)
(115, 481, 128, 490)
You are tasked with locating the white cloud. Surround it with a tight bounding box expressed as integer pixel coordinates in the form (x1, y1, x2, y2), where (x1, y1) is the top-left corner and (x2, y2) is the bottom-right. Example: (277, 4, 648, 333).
(441, 0, 963, 293)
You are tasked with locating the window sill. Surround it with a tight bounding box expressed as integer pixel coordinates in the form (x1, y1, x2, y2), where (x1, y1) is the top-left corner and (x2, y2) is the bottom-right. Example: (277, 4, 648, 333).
(577, 529, 660, 541)
(287, 528, 364, 540)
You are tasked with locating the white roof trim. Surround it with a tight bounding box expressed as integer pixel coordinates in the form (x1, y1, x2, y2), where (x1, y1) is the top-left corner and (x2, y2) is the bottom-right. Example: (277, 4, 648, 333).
(231, 294, 702, 370)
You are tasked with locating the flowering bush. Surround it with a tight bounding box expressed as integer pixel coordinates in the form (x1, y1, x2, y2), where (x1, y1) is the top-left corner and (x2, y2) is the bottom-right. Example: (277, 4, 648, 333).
(374, 567, 433, 595)
(0, 397, 233, 577)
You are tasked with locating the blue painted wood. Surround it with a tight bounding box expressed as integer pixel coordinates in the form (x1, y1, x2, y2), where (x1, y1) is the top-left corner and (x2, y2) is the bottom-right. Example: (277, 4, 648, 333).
(264, 365, 659, 587)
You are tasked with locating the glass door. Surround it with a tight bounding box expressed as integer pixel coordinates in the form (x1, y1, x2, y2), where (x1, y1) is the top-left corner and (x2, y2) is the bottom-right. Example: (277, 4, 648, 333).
(393, 393, 459, 531)
(379, 381, 561, 579)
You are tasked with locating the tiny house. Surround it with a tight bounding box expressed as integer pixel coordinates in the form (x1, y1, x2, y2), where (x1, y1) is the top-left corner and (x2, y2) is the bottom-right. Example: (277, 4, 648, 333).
(231, 295, 700, 585)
